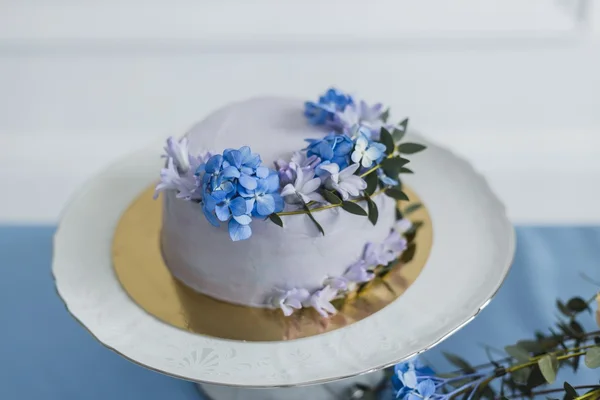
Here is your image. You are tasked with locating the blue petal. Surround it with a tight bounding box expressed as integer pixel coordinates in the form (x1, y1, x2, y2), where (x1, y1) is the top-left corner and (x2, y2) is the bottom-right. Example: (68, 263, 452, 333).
(240, 166, 254, 175)
(256, 194, 275, 216)
(228, 219, 252, 241)
(195, 163, 206, 176)
(205, 155, 223, 174)
(255, 166, 269, 179)
(317, 141, 334, 160)
(220, 181, 235, 194)
(202, 205, 220, 227)
(232, 214, 252, 225)
(203, 193, 217, 210)
(272, 194, 284, 213)
(256, 178, 270, 195)
(238, 146, 251, 162)
(221, 166, 240, 179)
(229, 196, 247, 217)
(224, 149, 242, 169)
(214, 203, 231, 222)
(211, 189, 230, 202)
(237, 185, 254, 198)
(265, 171, 280, 193)
(417, 380, 435, 398)
(239, 174, 258, 190)
(245, 198, 256, 214)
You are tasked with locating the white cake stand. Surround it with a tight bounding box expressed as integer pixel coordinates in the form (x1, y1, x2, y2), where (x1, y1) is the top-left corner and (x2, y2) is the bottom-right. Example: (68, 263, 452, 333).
(52, 132, 515, 400)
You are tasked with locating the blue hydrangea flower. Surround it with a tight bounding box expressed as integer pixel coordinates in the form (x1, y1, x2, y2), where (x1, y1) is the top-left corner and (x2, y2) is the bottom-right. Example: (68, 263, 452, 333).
(196, 146, 278, 241)
(351, 131, 387, 168)
(304, 88, 354, 126)
(392, 358, 437, 399)
(305, 132, 353, 169)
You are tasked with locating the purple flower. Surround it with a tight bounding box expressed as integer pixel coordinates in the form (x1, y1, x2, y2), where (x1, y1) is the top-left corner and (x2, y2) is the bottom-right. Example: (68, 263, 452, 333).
(280, 167, 324, 205)
(395, 218, 413, 234)
(364, 230, 408, 266)
(271, 288, 310, 316)
(343, 260, 375, 283)
(306, 286, 339, 318)
(304, 88, 354, 126)
(321, 163, 367, 201)
(334, 100, 386, 137)
(162, 136, 192, 173)
(305, 133, 353, 169)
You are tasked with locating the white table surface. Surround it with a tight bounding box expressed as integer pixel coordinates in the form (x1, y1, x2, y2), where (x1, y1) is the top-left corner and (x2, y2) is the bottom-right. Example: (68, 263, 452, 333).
(1, 1, 599, 225)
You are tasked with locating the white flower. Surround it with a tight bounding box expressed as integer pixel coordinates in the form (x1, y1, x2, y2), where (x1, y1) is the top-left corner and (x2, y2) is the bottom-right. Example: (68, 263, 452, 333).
(395, 218, 413, 234)
(334, 100, 385, 133)
(163, 137, 191, 173)
(343, 259, 375, 283)
(305, 286, 338, 318)
(280, 167, 325, 204)
(350, 131, 386, 168)
(322, 163, 367, 201)
(271, 288, 310, 316)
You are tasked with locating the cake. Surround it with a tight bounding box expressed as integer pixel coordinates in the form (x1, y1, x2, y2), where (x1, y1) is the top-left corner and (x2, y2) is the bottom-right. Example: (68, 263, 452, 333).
(155, 88, 426, 317)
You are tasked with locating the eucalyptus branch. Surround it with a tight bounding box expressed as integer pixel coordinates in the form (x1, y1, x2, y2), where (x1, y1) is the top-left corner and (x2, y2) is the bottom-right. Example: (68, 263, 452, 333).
(501, 385, 600, 399)
(275, 188, 387, 216)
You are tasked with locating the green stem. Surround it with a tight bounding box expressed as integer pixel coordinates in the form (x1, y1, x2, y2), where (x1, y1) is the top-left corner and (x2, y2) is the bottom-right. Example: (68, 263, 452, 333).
(359, 148, 397, 178)
(276, 189, 386, 216)
(503, 386, 600, 399)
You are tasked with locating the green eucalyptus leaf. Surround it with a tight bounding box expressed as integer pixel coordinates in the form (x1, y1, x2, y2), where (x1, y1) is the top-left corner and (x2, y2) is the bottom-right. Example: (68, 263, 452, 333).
(379, 128, 395, 155)
(510, 367, 531, 385)
(400, 243, 417, 263)
(584, 347, 600, 368)
(395, 207, 404, 220)
(505, 345, 530, 362)
(364, 171, 378, 196)
(517, 340, 543, 354)
(380, 108, 390, 123)
(302, 204, 324, 236)
(267, 213, 283, 228)
(403, 203, 422, 215)
(366, 197, 379, 226)
(538, 354, 558, 383)
(566, 297, 590, 313)
(442, 352, 476, 373)
(392, 118, 409, 142)
(385, 188, 409, 201)
(569, 320, 585, 337)
(381, 157, 410, 178)
(563, 382, 578, 399)
(398, 142, 427, 154)
(399, 167, 413, 174)
(556, 300, 572, 317)
(341, 201, 368, 216)
(322, 190, 342, 205)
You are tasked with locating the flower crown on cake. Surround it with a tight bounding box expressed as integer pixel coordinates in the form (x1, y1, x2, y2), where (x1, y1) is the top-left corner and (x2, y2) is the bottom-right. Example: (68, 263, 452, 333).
(155, 88, 428, 317)
(155, 88, 427, 241)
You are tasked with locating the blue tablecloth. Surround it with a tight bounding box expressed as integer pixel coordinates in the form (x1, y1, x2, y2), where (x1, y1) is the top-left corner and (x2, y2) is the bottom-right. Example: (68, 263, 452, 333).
(1, 226, 599, 400)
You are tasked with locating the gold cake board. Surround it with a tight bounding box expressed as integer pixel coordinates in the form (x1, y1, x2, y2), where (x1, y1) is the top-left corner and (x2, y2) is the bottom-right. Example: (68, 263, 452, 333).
(112, 185, 432, 342)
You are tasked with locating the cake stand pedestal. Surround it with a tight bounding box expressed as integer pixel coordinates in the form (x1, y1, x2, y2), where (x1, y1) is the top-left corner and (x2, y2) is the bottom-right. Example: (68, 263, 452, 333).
(52, 134, 514, 399)
(197, 371, 384, 400)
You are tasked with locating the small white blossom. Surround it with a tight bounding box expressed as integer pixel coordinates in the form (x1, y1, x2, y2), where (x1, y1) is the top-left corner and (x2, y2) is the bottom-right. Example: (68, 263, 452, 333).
(280, 167, 325, 204)
(350, 132, 386, 168)
(322, 163, 367, 201)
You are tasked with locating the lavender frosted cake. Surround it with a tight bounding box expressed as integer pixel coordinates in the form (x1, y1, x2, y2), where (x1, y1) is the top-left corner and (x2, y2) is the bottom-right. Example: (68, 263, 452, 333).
(155, 89, 426, 318)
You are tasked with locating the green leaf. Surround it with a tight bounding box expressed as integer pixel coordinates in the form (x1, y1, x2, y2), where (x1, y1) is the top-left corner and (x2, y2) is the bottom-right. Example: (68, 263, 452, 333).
(364, 171, 378, 196)
(399, 167, 413, 174)
(563, 382, 578, 399)
(322, 190, 342, 205)
(381, 156, 410, 178)
(380, 108, 390, 123)
(392, 118, 408, 142)
(385, 188, 409, 201)
(442, 352, 476, 373)
(267, 213, 283, 228)
(366, 197, 379, 226)
(584, 347, 600, 368)
(395, 207, 404, 220)
(403, 203, 422, 215)
(569, 320, 585, 337)
(517, 340, 543, 354)
(379, 128, 395, 155)
(505, 345, 530, 362)
(556, 300, 572, 317)
(538, 354, 558, 383)
(341, 201, 367, 216)
(566, 297, 590, 313)
(400, 243, 417, 263)
(398, 142, 427, 154)
(511, 367, 531, 385)
(302, 204, 324, 236)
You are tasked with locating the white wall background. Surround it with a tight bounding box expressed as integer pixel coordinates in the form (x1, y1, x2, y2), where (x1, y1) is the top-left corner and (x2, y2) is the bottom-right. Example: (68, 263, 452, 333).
(1, 0, 599, 224)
